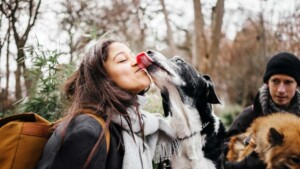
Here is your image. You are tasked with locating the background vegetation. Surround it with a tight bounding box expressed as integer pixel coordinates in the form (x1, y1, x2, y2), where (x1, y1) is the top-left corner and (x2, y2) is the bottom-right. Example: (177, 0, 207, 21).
(0, 0, 299, 126)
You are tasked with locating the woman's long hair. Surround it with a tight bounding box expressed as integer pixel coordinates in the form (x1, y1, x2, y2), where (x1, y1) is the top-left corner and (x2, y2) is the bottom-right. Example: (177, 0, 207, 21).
(65, 39, 137, 121)
(60, 39, 144, 165)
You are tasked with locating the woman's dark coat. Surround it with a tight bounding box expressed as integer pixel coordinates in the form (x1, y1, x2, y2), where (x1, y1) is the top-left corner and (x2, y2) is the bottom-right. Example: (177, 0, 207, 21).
(37, 114, 124, 169)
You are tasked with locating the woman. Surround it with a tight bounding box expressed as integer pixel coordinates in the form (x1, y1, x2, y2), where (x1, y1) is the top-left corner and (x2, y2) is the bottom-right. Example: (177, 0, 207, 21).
(37, 39, 176, 169)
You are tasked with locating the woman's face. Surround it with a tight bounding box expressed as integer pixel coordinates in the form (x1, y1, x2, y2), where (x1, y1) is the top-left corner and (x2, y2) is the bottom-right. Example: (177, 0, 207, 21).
(104, 42, 151, 94)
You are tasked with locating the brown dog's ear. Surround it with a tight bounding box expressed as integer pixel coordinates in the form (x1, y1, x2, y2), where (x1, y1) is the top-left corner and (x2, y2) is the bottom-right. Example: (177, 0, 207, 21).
(203, 75, 221, 104)
(268, 128, 284, 147)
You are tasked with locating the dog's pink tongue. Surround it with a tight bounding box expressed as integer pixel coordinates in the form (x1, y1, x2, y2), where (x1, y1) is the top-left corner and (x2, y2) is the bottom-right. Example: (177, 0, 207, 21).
(136, 52, 153, 69)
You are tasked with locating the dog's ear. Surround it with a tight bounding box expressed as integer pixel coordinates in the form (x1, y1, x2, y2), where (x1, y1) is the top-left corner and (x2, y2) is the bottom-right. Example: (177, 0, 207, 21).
(203, 75, 221, 104)
(268, 127, 284, 147)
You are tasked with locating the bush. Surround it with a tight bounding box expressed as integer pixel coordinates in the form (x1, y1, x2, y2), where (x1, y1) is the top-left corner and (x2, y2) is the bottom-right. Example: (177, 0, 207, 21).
(142, 87, 164, 115)
(16, 45, 75, 121)
(220, 104, 243, 129)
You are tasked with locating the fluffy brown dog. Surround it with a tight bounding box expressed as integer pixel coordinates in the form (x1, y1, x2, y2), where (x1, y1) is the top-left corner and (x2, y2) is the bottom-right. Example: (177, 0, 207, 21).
(226, 113, 300, 169)
(226, 131, 254, 162)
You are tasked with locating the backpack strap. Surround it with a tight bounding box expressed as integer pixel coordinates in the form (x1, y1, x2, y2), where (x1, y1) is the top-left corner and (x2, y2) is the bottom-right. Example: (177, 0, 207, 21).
(80, 109, 110, 169)
(85, 113, 110, 152)
(0, 113, 36, 127)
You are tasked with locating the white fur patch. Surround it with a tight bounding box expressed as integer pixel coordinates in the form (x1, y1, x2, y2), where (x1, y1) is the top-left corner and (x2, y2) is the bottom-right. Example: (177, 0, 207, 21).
(211, 109, 221, 134)
(164, 85, 218, 169)
(166, 85, 202, 137)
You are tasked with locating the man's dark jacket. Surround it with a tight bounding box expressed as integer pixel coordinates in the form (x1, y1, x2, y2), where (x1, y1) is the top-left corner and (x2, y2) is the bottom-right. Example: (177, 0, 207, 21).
(224, 94, 266, 169)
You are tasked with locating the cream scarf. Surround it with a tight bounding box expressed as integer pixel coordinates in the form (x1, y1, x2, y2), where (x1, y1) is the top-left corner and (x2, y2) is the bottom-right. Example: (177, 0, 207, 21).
(111, 99, 176, 169)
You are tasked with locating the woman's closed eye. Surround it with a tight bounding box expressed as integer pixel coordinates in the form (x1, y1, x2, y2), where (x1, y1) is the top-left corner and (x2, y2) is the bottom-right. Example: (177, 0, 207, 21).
(115, 55, 128, 63)
(118, 59, 127, 63)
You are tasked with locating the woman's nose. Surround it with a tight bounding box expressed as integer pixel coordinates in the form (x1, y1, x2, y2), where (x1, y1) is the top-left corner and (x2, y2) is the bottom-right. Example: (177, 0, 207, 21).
(131, 56, 138, 66)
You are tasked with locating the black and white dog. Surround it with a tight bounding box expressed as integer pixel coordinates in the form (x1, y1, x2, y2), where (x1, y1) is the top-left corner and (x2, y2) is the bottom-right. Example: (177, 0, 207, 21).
(137, 51, 226, 169)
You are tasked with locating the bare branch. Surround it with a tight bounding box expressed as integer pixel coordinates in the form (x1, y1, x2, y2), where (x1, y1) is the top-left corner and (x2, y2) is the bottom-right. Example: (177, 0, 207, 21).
(22, 0, 41, 42)
(10, 0, 20, 43)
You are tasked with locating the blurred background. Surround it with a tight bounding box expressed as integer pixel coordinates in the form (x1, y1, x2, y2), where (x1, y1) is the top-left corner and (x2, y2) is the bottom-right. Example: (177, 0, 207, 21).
(0, 0, 299, 126)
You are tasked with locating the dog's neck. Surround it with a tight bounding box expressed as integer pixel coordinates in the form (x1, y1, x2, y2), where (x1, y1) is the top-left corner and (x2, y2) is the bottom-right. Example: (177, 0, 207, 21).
(197, 101, 221, 136)
(166, 85, 203, 138)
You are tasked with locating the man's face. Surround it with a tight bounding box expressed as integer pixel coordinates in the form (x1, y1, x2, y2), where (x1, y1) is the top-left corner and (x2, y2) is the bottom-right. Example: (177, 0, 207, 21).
(267, 74, 298, 107)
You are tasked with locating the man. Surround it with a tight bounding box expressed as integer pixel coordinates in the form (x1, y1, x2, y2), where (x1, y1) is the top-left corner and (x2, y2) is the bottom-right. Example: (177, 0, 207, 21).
(225, 52, 300, 169)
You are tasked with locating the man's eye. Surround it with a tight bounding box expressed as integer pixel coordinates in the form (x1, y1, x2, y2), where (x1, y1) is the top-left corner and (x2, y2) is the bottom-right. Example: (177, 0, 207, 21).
(272, 79, 280, 84)
(284, 81, 294, 85)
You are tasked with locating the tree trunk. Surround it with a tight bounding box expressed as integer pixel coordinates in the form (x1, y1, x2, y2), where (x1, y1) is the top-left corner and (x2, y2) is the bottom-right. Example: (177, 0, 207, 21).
(209, 0, 224, 72)
(5, 26, 11, 100)
(15, 66, 22, 100)
(136, 4, 146, 51)
(9, 0, 41, 99)
(193, 0, 208, 72)
(68, 27, 74, 63)
(257, 12, 267, 72)
(159, 0, 176, 55)
(15, 41, 31, 99)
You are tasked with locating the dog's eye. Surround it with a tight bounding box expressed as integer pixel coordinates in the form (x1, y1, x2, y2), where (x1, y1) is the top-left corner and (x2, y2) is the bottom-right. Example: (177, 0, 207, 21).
(290, 157, 300, 164)
(281, 165, 290, 169)
(176, 59, 183, 63)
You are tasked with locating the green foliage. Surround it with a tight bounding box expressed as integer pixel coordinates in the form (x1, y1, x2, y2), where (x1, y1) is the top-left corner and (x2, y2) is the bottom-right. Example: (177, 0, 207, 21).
(0, 110, 14, 118)
(152, 161, 159, 169)
(220, 104, 243, 129)
(16, 45, 75, 121)
(142, 87, 164, 115)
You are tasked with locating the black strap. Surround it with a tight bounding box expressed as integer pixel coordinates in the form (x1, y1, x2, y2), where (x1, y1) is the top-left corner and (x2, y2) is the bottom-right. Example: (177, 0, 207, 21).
(0, 113, 36, 127)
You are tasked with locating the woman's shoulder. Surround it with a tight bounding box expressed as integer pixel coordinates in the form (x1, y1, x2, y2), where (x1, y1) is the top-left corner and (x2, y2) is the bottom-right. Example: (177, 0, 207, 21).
(38, 114, 109, 169)
(73, 113, 102, 125)
(64, 114, 104, 138)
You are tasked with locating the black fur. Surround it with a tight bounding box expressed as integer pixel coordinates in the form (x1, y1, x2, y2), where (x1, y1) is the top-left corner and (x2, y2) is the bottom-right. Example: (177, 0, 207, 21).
(161, 86, 172, 117)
